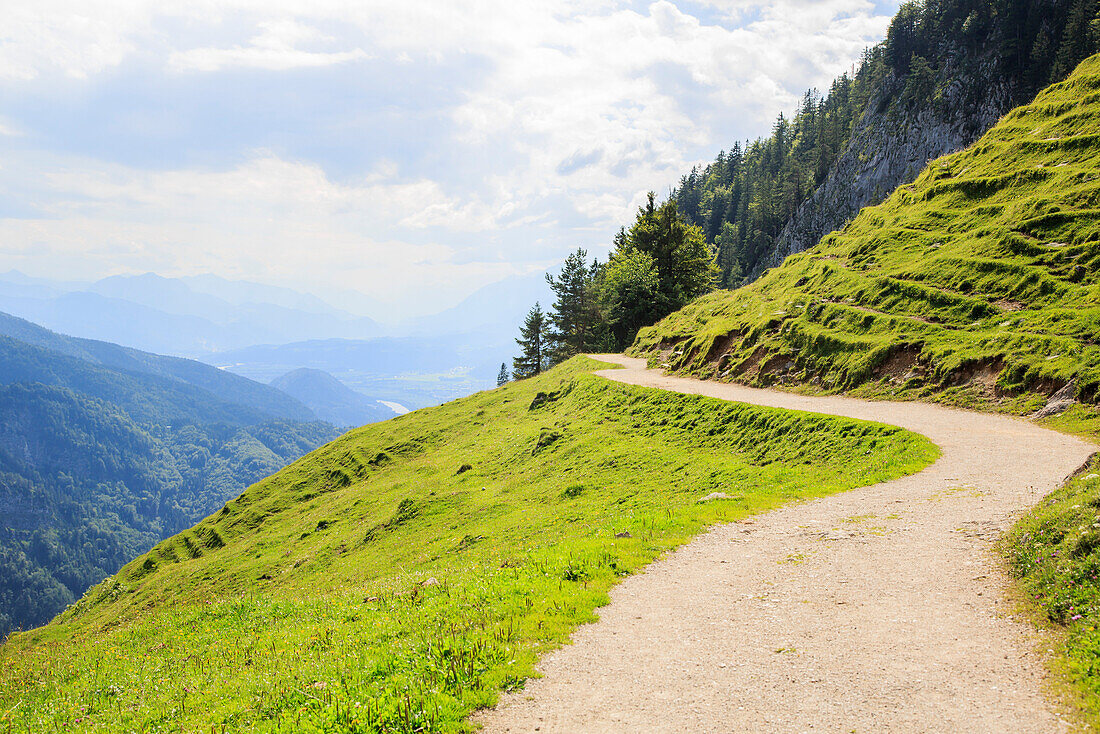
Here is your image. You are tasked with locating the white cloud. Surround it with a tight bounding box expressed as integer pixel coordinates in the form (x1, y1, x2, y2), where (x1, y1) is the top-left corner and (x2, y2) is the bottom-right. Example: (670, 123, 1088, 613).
(2, 153, 528, 312)
(0, 1, 150, 80)
(0, 117, 23, 136)
(169, 19, 370, 72)
(0, 0, 899, 311)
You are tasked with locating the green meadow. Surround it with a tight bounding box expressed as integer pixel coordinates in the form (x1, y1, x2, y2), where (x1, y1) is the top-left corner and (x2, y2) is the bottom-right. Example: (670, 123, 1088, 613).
(0, 357, 936, 732)
(1004, 453, 1100, 728)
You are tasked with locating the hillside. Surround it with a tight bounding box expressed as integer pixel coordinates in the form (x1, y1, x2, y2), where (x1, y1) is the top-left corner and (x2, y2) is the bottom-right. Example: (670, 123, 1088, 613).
(0, 311, 314, 422)
(0, 323, 342, 636)
(672, 0, 1100, 286)
(634, 53, 1100, 416)
(270, 368, 395, 427)
(0, 356, 936, 732)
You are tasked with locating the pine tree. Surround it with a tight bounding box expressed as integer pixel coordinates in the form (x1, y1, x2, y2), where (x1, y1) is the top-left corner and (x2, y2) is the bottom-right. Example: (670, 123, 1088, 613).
(496, 362, 509, 387)
(1052, 0, 1100, 80)
(545, 248, 598, 365)
(619, 193, 718, 308)
(512, 303, 547, 379)
(597, 249, 663, 349)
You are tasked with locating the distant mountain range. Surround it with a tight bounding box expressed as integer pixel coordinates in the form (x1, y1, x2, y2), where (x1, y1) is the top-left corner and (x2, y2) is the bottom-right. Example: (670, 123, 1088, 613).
(215, 335, 493, 409)
(0, 310, 313, 423)
(0, 271, 382, 357)
(0, 271, 555, 409)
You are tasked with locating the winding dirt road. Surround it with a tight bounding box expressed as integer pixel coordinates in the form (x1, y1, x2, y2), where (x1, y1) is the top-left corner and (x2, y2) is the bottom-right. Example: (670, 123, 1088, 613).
(478, 355, 1097, 733)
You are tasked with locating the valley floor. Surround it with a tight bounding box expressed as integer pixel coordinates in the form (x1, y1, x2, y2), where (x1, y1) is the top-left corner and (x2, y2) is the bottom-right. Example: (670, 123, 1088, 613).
(479, 356, 1095, 732)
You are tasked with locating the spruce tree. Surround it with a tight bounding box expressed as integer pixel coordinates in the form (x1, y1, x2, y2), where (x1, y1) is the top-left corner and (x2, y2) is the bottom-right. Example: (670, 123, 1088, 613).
(619, 193, 718, 308)
(545, 248, 598, 365)
(496, 362, 510, 387)
(512, 303, 547, 379)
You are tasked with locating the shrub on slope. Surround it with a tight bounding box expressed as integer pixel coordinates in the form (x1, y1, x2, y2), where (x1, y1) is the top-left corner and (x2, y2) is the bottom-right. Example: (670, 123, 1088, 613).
(632, 54, 1100, 411)
(0, 357, 935, 732)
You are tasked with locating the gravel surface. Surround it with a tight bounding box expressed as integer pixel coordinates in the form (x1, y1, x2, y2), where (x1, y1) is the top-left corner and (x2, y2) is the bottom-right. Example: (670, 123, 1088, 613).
(476, 355, 1096, 733)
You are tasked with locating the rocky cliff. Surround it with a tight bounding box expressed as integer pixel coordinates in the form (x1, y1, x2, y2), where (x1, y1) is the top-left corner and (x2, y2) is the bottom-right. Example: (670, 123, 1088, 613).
(761, 55, 1013, 272)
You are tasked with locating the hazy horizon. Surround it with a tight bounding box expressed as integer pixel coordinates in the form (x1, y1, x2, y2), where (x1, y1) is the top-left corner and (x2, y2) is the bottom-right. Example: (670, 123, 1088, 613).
(1, 0, 901, 316)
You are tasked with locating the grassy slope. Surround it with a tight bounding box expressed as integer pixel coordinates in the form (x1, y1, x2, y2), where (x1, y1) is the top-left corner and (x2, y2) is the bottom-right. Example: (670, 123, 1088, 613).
(0, 357, 936, 733)
(1003, 455, 1100, 728)
(632, 54, 1100, 414)
(634, 55, 1100, 723)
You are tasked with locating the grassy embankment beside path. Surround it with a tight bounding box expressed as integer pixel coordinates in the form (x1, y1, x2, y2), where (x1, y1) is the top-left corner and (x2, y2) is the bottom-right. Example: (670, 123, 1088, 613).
(0, 356, 936, 733)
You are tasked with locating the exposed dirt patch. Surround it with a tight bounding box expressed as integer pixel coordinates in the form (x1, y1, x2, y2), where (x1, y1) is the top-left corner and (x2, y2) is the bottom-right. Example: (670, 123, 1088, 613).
(996, 299, 1027, 311)
(704, 330, 744, 365)
(730, 345, 768, 378)
(878, 347, 925, 384)
(950, 358, 1005, 396)
(759, 354, 796, 381)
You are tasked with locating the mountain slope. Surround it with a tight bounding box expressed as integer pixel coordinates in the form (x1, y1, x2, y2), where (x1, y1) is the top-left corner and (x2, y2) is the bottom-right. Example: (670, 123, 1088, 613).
(634, 53, 1100, 411)
(270, 368, 395, 427)
(672, 0, 1100, 285)
(0, 380, 338, 635)
(0, 311, 314, 422)
(0, 357, 936, 732)
(0, 321, 342, 636)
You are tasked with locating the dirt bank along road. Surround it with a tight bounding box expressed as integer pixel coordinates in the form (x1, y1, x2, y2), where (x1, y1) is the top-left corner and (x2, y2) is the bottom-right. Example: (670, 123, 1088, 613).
(478, 355, 1097, 733)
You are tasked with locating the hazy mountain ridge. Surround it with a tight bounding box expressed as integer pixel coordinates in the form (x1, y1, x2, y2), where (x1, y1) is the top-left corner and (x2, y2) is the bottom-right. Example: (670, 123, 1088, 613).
(270, 368, 395, 427)
(0, 271, 549, 409)
(0, 272, 382, 357)
(0, 311, 314, 423)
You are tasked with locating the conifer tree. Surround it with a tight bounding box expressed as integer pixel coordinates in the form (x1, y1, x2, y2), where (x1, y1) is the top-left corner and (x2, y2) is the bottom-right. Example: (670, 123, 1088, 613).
(512, 303, 548, 379)
(496, 362, 510, 387)
(619, 193, 718, 308)
(545, 248, 599, 364)
(598, 249, 663, 349)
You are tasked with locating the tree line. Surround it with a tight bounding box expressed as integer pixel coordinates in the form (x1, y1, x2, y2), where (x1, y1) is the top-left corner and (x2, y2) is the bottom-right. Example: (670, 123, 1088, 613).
(507, 192, 718, 380)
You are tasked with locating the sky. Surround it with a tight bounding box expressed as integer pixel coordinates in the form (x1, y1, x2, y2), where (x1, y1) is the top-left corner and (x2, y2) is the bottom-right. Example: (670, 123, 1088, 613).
(0, 0, 901, 317)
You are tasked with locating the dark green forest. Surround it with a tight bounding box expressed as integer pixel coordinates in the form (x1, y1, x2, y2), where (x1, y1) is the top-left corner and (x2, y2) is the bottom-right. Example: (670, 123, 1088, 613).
(0, 321, 339, 636)
(673, 0, 1100, 286)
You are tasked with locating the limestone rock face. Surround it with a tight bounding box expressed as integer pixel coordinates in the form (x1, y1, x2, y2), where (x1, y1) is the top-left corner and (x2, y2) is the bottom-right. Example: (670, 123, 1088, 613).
(760, 56, 1013, 274)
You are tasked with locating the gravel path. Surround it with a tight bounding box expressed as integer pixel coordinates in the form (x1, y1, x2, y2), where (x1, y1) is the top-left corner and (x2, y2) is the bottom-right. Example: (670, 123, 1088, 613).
(477, 355, 1097, 733)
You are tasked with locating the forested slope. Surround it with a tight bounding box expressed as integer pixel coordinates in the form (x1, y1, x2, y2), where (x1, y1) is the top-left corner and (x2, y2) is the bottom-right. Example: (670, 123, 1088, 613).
(672, 0, 1100, 286)
(0, 322, 340, 635)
